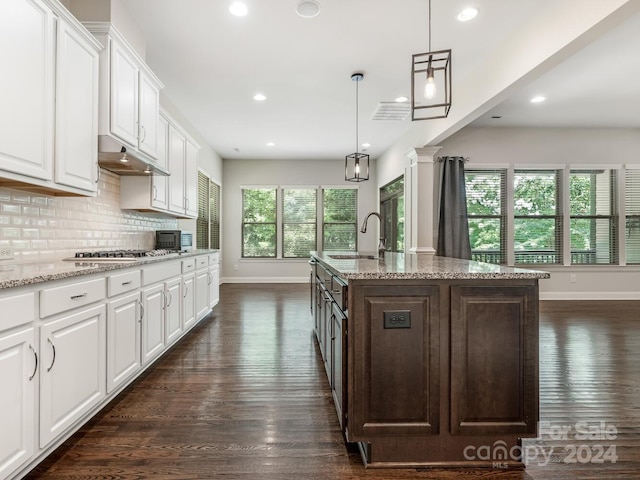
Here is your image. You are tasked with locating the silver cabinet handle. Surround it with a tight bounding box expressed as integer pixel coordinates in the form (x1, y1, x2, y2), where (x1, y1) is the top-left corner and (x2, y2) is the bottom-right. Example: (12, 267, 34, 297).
(166, 289, 172, 308)
(207, 272, 212, 285)
(29, 344, 38, 381)
(121, 281, 132, 286)
(70, 292, 87, 300)
(141, 124, 146, 143)
(138, 299, 144, 323)
(153, 185, 158, 200)
(138, 123, 146, 143)
(183, 283, 188, 298)
(46, 338, 56, 372)
(95, 163, 100, 184)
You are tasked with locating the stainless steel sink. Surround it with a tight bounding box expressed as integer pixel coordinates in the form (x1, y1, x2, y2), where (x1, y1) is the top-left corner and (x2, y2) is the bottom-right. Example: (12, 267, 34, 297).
(328, 254, 378, 260)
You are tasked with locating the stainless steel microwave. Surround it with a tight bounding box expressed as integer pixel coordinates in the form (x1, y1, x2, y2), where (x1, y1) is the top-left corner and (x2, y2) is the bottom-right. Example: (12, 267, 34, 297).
(155, 230, 194, 251)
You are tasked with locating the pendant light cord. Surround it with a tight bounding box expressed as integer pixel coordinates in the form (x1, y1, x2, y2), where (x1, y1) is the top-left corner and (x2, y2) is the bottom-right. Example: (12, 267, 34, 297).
(355, 78, 359, 154)
(428, 0, 431, 51)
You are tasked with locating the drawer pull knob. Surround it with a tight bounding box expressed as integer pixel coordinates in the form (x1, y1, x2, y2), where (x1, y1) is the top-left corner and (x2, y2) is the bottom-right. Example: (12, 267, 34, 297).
(29, 344, 38, 381)
(70, 292, 88, 300)
(46, 338, 56, 372)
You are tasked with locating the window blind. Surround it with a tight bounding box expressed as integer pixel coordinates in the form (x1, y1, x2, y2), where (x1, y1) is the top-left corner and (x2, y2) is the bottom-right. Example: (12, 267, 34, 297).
(282, 188, 317, 258)
(569, 169, 617, 264)
(242, 188, 277, 257)
(625, 169, 640, 264)
(196, 171, 209, 249)
(464, 169, 507, 264)
(209, 181, 220, 250)
(323, 188, 358, 251)
(513, 170, 562, 264)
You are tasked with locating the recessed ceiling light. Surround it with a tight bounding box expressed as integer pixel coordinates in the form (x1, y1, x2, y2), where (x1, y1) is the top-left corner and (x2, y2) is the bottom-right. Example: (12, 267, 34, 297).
(253, 93, 267, 101)
(229, 2, 248, 16)
(362, 143, 371, 148)
(395, 96, 409, 103)
(457, 7, 478, 22)
(296, 0, 320, 18)
(530, 95, 547, 104)
(267, 142, 275, 147)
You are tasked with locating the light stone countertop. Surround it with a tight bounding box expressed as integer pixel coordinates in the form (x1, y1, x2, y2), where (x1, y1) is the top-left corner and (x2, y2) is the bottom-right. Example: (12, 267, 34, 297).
(0, 250, 219, 290)
(311, 251, 550, 280)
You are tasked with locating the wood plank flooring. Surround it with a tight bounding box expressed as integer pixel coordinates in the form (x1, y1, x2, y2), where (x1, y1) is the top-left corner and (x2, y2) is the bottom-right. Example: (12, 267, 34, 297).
(24, 285, 640, 479)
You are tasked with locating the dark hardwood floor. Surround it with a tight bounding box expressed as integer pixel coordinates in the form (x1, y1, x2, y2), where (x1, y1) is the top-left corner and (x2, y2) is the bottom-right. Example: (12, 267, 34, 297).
(24, 285, 640, 479)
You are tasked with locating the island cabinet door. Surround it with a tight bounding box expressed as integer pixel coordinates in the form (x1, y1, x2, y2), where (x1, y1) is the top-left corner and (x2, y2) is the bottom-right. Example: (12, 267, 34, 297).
(450, 285, 538, 436)
(348, 285, 440, 439)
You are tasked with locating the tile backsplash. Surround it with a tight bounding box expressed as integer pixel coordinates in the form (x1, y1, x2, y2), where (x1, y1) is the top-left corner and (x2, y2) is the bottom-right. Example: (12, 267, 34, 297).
(0, 170, 177, 263)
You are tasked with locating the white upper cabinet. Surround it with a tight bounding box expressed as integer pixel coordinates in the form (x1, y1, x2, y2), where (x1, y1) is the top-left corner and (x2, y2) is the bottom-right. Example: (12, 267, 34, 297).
(168, 125, 187, 215)
(0, 0, 101, 195)
(0, 0, 55, 181)
(185, 140, 199, 218)
(86, 23, 163, 163)
(54, 16, 100, 192)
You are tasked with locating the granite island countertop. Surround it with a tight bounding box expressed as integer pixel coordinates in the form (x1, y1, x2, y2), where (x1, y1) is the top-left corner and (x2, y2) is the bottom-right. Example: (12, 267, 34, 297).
(311, 251, 550, 280)
(0, 249, 220, 290)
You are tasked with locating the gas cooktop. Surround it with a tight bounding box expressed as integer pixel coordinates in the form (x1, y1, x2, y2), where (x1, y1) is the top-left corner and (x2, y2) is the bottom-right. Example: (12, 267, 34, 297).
(63, 249, 174, 262)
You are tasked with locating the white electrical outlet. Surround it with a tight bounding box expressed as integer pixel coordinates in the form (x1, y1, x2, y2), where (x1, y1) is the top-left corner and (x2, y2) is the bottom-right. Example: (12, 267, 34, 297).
(0, 247, 15, 261)
(570, 274, 576, 283)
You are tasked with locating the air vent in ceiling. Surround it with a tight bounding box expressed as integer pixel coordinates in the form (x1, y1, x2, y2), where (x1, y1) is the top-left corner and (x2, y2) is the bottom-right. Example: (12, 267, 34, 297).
(372, 102, 411, 121)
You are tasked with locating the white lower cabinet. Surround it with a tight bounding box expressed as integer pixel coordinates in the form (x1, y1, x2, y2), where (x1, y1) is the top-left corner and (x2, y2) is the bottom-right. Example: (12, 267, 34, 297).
(107, 291, 141, 393)
(182, 274, 196, 331)
(209, 258, 220, 309)
(195, 267, 209, 321)
(39, 304, 106, 448)
(0, 327, 36, 480)
(141, 283, 165, 365)
(165, 277, 182, 345)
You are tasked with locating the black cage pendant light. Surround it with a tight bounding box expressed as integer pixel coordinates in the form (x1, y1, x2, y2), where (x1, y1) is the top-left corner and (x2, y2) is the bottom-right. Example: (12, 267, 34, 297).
(411, 0, 452, 120)
(345, 73, 369, 182)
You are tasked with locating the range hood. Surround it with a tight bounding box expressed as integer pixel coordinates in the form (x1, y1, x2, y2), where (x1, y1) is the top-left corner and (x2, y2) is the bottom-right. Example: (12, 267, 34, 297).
(97, 135, 170, 176)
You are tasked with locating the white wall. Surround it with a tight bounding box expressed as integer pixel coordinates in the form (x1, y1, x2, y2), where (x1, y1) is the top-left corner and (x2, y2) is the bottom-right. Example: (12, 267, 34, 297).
(438, 126, 640, 300)
(222, 159, 378, 282)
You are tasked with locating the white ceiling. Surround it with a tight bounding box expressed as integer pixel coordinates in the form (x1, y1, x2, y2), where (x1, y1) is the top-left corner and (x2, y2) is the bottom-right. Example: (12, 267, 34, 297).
(121, 0, 640, 161)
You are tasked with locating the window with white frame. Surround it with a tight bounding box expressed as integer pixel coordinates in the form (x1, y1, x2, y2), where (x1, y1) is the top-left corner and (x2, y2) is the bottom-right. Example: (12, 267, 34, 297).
(569, 169, 617, 265)
(241, 186, 357, 258)
(625, 169, 640, 264)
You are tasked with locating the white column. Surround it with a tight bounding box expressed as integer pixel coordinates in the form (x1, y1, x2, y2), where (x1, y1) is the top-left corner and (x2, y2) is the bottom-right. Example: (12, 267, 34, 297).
(406, 146, 442, 255)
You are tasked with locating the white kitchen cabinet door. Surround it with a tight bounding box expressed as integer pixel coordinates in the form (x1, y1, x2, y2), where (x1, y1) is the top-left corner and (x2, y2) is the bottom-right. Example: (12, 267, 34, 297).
(151, 115, 169, 210)
(39, 304, 106, 448)
(54, 17, 99, 193)
(209, 262, 220, 309)
(110, 38, 139, 148)
(182, 274, 196, 331)
(0, 327, 36, 480)
(0, 0, 54, 181)
(107, 292, 141, 393)
(141, 283, 164, 365)
(165, 277, 182, 345)
(184, 141, 199, 218)
(168, 126, 186, 215)
(195, 268, 209, 321)
(138, 71, 160, 159)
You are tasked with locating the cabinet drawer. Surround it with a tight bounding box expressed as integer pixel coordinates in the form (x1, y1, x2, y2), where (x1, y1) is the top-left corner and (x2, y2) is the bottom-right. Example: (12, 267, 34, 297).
(330, 276, 348, 312)
(182, 258, 196, 273)
(108, 270, 141, 297)
(195, 255, 208, 269)
(142, 261, 181, 286)
(0, 291, 35, 331)
(209, 252, 219, 264)
(40, 278, 106, 318)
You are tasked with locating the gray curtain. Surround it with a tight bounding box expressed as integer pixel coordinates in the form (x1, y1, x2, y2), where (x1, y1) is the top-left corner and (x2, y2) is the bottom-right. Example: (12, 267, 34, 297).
(436, 156, 471, 259)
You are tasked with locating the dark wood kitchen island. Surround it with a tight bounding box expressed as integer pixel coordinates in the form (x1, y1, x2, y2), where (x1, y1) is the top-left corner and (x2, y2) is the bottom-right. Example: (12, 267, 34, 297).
(310, 251, 550, 469)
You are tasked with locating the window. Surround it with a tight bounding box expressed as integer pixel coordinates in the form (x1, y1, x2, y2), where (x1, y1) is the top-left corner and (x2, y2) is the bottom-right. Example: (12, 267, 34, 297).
(242, 188, 277, 257)
(282, 188, 317, 258)
(241, 187, 357, 258)
(465, 169, 506, 264)
(196, 171, 221, 249)
(323, 188, 358, 251)
(380, 176, 404, 252)
(514, 170, 562, 265)
(626, 169, 640, 264)
(570, 169, 617, 264)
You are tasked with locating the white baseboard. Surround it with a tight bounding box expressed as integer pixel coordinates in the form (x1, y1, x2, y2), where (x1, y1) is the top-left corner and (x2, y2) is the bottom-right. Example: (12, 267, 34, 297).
(541, 291, 640, 301)
(221, 276, 308, 284)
